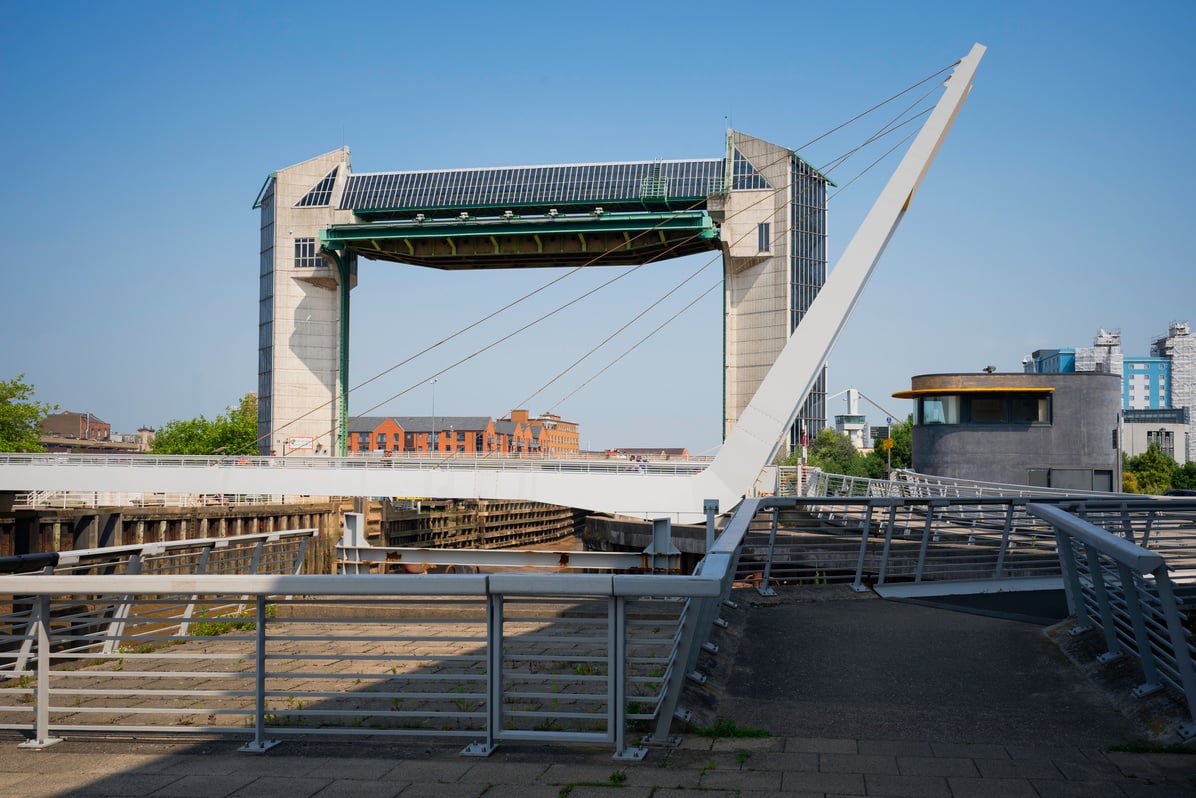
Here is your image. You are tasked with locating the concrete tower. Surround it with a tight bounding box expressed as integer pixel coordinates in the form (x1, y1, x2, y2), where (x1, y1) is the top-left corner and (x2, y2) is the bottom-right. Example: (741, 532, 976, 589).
(710, 132, 828, 448)
(254, 149, 357, 456)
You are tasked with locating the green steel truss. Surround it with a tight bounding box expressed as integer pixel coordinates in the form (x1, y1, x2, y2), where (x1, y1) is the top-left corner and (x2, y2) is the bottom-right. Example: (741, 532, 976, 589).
(321, 211, 719, 270)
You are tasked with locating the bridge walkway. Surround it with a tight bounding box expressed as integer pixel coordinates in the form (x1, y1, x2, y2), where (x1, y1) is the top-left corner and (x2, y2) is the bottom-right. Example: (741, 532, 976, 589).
(0, 587, 1192, 796)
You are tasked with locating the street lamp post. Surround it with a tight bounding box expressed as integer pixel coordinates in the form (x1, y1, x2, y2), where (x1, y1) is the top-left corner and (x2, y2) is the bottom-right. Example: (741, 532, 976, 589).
(430, 379, 438, 453)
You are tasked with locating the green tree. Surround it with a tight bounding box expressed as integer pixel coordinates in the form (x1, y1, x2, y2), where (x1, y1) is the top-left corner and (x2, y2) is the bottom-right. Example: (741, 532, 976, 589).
(0, 375, 58, 452)
(1122, 444, 1178, 495)
(862, 416, 913, 477)
(151, 394, 258, 455)
(1172, 461, 1196, 490)
(804, 428, 870, 476)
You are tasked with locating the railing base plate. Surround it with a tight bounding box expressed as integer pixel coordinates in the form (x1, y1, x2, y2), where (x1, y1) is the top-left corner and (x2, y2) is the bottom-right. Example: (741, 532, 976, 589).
(1178, 723, 1196, 741)
(239, 739, 280, 753)
(1132, 682, 1163, 698)
(461, 741, 496, 757)
(641, 734, 682, 747)
(19, 737, 63, 750)
(613, 745, 648, 761)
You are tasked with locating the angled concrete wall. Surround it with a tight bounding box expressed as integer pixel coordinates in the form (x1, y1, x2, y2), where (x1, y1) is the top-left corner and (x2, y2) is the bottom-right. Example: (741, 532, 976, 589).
(258, 148, 355, 456)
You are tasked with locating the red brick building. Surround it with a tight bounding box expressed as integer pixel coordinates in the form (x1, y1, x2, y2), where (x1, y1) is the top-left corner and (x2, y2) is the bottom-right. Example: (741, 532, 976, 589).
(41, 411, 111, 441)
(347, 410, 580, 456)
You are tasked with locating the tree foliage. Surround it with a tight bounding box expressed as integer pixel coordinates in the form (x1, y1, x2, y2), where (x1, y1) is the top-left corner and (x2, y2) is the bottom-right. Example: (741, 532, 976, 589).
(0, 375, 57, 452)
(151, 394, 258, 455)
(1173, 461, 1196, 491)
(1121, 445, 1178, 495)
(782, 417, 913, 478)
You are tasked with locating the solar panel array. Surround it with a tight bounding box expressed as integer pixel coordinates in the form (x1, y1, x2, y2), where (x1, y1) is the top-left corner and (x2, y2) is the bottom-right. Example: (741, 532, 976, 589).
(339, 160, 726, 213)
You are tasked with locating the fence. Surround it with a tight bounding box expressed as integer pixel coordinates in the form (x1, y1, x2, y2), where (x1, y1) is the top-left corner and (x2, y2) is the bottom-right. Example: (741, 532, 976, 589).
(4, 491, 1193, 753)
(0, 530, 316, 674)
(12, 491, 292, 510)
(1028, 503, 1196, 739)
(0, 513, 738, 758)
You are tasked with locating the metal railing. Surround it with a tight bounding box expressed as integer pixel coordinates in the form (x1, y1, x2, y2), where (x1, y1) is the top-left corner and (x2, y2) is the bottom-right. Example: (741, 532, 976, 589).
(733, 495, 1196, 596)
(0, 529, 316, 673)
(0, 452, 712, 477)
(799, 468, 1122, 500)
(5, 490, 1192, 754)
(0, 512, 741, 757)
(12, 491, 294, 509)
(1028, 503, 1196, 739)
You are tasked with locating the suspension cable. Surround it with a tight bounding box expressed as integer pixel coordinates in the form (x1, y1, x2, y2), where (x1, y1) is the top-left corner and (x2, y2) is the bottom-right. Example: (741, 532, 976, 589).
(255, 62, 953, 453)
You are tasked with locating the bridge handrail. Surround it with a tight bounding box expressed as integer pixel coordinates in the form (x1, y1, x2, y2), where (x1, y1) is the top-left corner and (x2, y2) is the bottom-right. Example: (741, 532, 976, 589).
(1028, 503, 1196, 738)
(2, 563, 726, 756)
(0, 452, 711, 477)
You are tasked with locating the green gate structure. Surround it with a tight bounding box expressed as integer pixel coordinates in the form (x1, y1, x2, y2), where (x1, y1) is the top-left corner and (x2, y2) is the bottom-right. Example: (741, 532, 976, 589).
(254, 132, 829, 457)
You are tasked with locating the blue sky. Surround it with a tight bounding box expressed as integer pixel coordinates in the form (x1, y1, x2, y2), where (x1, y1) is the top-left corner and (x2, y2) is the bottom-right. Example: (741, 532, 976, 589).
(2, 1, 1193, 454)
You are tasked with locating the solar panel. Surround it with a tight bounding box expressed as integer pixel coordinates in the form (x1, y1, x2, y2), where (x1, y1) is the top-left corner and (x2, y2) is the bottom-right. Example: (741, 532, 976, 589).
(339, 159, 725, 212)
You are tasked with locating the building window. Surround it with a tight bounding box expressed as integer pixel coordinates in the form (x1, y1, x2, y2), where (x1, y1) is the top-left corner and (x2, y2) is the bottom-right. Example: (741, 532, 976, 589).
(356, 432, 369, 449)
(376, 433, 387, 449)
(918, 393, 1051, 426)
(1147, 429, 1174, 459)
(918, 395, 960, 425)
(294, 238, 321, 268)
(757, 222, 771, 253)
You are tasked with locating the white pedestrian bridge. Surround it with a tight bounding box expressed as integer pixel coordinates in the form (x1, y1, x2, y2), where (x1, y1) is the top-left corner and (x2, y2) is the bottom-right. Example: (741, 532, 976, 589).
(1, 46, 986, 525)
(0, 452, 728, 523)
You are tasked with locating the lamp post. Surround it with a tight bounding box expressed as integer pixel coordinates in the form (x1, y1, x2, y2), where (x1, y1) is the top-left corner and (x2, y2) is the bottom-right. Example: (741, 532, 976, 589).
(430, 379, 438, 453)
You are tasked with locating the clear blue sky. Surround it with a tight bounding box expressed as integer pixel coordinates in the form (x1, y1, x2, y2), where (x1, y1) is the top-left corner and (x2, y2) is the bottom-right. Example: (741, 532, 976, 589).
(2, 1, 1193, 454)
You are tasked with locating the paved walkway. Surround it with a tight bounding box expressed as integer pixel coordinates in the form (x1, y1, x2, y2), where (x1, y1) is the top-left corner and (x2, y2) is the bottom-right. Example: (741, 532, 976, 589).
(0, 587, 1193, 797)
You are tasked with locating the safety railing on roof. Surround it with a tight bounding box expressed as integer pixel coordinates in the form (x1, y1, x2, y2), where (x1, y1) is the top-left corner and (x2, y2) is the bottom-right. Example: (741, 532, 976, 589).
(1028, 503, 1196, 739)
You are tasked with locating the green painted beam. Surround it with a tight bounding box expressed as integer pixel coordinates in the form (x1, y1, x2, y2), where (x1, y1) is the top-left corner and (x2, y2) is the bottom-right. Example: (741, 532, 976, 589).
(323, 211, 713, 245)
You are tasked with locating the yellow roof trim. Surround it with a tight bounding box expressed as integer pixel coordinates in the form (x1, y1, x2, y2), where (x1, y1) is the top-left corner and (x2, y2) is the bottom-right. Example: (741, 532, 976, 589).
(892, 387, 1056, 399)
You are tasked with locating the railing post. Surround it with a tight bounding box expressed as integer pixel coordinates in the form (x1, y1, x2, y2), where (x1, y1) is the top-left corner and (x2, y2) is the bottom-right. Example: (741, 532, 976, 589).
(612, 594, 645, 760)
(876, 504, 897, 587)
(1151, 567, 1196, 738)
(1116, 562, 1162, 698)
(992, 502, 1015, 579)
(703, 499, 719, 552)
(851, 502, 875, 592)
(13, 565, 54, 673)
(757, 508, 779, 597)
(649, 595, 703, 747)
(914, 500, 935, 583)
(1053, 529, 1090, 631)
(19, 596, 63, 749)
(1084, 544, 1122, 663)
(102, 553, 142, 654)
(238, 595, 278, 752)
(463, 590, 499, 756)
(178, 546, 212, 637)
(291, 533, 311, 575)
